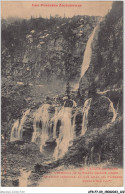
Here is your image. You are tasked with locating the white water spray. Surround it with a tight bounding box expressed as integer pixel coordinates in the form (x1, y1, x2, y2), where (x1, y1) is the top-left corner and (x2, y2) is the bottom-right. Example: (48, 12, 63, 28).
(17, 109, 30, 139)
(53, 107, 74, 160)
(32, 104, 76, 158)
(51, 106, 61, 138)
(81, 98, 92, 136)
(10, 120, 20, 141)
(32, 104, 50, 151)
(10, 109, 30, 141)
(72, 110, 78, 138)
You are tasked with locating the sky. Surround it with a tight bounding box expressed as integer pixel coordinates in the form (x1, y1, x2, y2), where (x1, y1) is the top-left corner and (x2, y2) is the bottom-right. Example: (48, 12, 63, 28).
(1, 1, 113, 19)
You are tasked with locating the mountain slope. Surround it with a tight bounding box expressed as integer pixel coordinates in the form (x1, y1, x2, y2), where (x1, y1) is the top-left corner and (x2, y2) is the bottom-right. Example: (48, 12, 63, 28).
(79, 2, 123, 95)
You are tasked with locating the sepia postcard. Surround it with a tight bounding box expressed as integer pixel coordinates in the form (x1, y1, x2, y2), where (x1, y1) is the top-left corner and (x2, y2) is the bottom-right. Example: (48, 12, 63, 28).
(1, 0, 124, 192)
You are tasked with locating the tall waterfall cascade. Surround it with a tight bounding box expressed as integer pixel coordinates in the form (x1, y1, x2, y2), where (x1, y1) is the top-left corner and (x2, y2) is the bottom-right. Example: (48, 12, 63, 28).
(80, 26, 97, 79)
(73, 25, 98, 90)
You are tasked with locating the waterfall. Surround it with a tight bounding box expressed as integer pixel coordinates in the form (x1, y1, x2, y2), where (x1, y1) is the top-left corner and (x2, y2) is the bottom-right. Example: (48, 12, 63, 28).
(81, 96, 117, 137)
(32, 104, 76, 158)
(10, 109, 30, 142)
(73, 26, 98, 90)
(51, 106, 61, 138)
(81, 98, 92, 136)
(53, 107, 74, 160)
(80, 26, 97, 78)
(72, 110, 78, 138)
(103, 96, 117, 122)
(17, 109, 30, 139)
(32, 104, 50, 151)
(10, 120, 20, 142)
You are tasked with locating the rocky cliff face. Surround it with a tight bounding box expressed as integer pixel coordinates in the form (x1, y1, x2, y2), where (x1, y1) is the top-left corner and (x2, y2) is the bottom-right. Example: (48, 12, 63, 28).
(1, 15, 100, 138)
(79, 2, 123, 96)
(2, 16, 100, 84)
(1, 4, 123, 185)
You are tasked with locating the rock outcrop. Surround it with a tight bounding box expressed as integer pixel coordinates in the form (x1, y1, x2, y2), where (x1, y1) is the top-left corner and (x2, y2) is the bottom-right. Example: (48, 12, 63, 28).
(2, 16, 100, 84)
